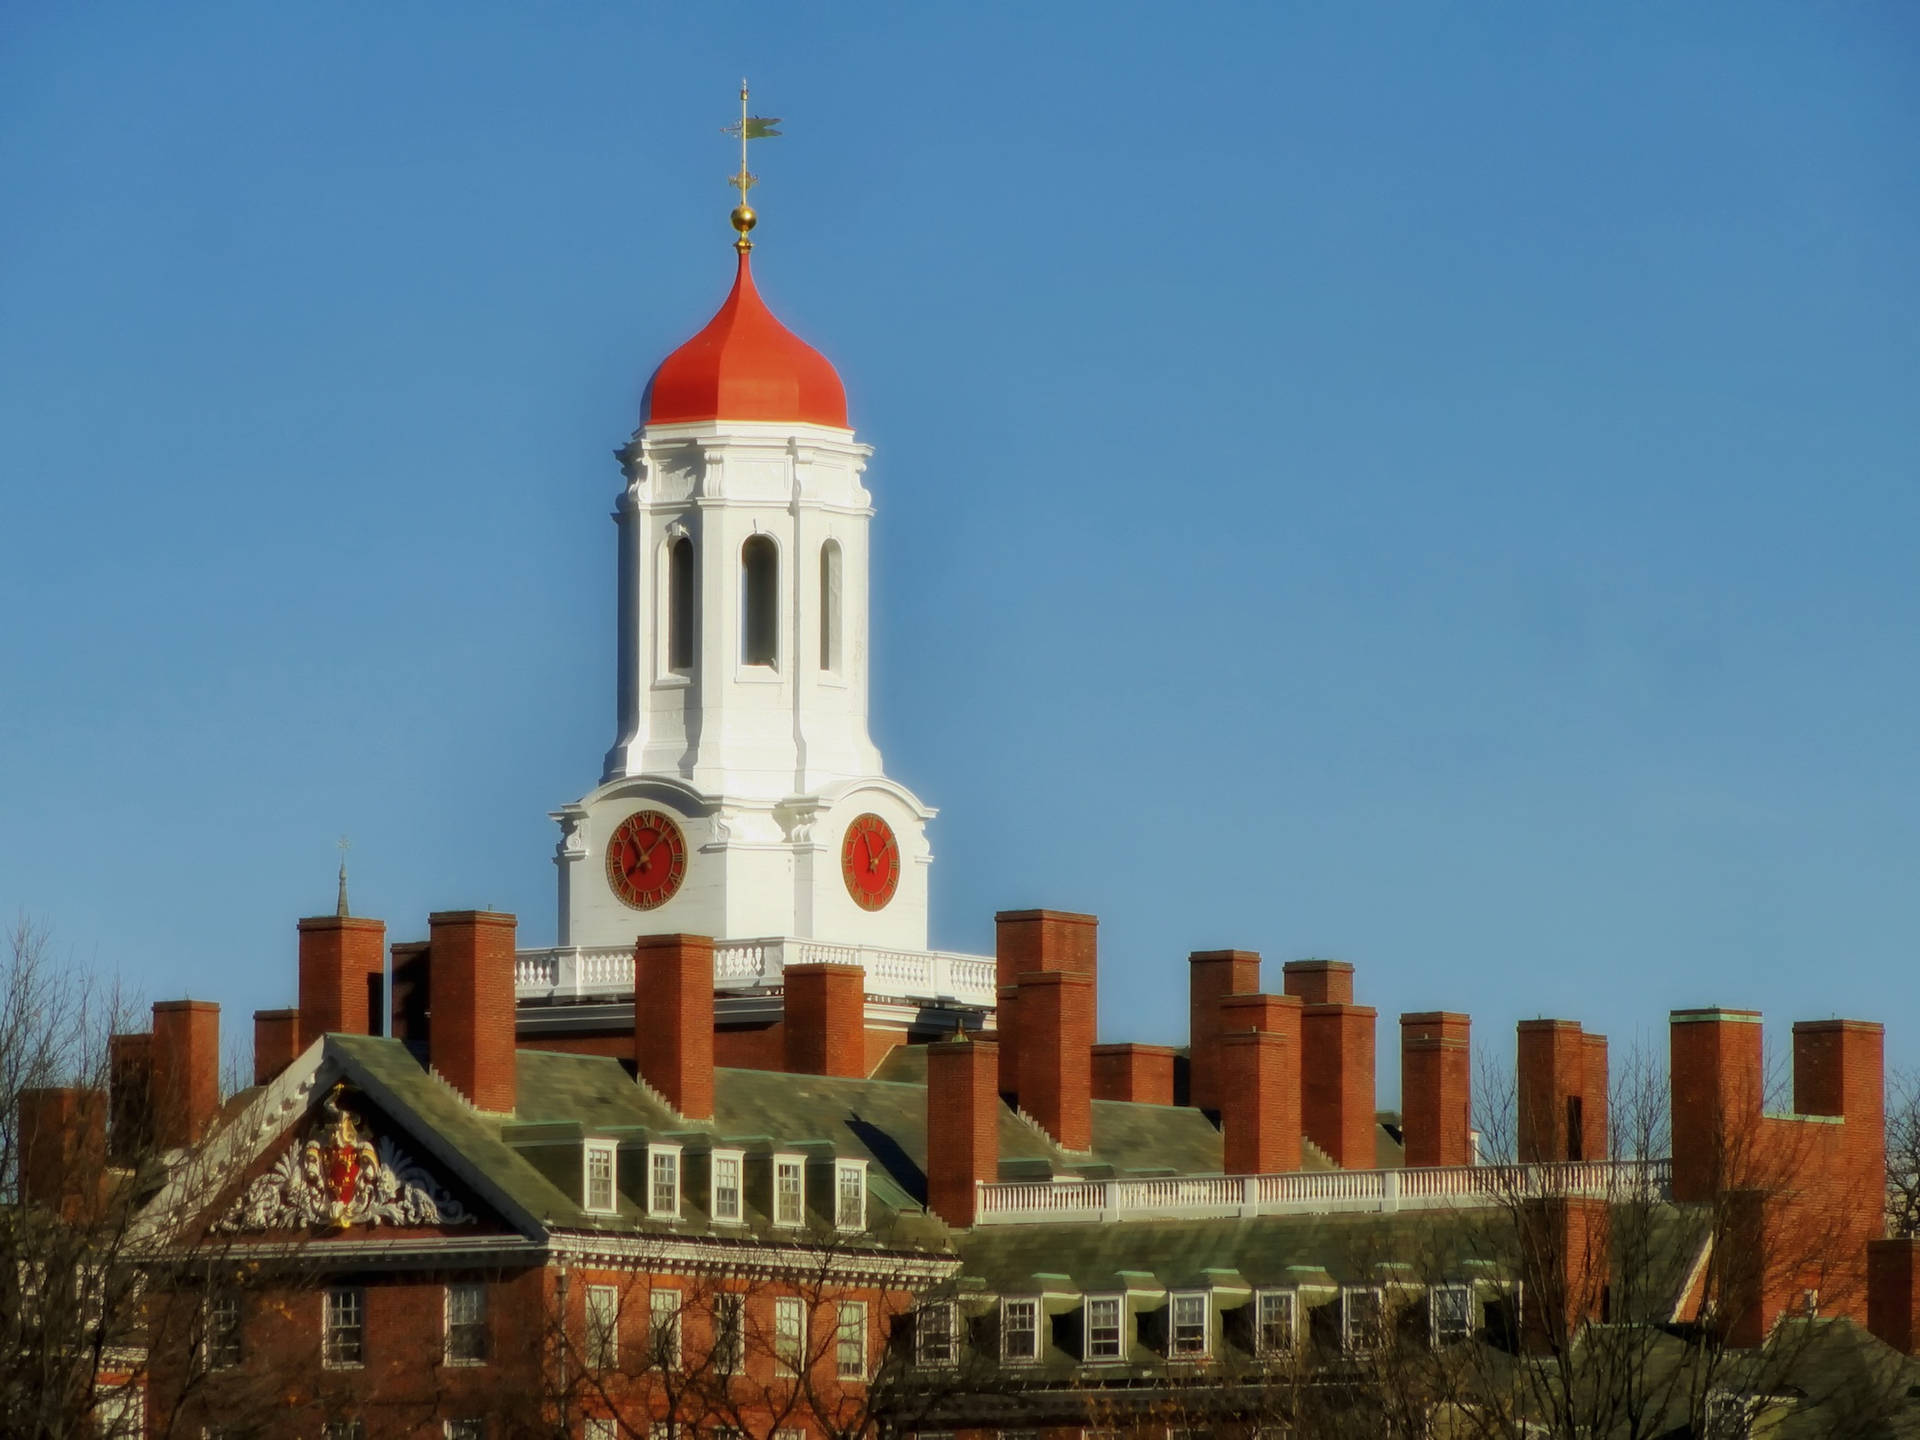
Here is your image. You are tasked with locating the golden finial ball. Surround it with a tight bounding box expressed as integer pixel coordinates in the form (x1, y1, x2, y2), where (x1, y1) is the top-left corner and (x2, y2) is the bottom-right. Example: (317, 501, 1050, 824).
(731, 204, 757, 236)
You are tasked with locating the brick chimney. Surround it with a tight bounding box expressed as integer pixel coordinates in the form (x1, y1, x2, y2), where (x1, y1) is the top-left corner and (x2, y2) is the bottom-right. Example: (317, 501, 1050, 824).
(995, 910, 1097, 1104)
(926, 1035, 1000, 1228)
(1219, 1029, 1300, 1174)
(151, 1000, 221, 1150)
(1669, 1008, 1763, 1203)
(427, 911, 518, 1114)
(1517, 1020, 1589, 1163)
(253, 1009, 301, 1086)
(1582, 1033, 1610, 1162)
(390, 940, 431, 1046)
(1868, 1238, 1920, 1356)
(18, 1087, 107, 1219)
(1400, 1012, 1471, 1168)
(633, 934, 714, 1120)
(784, 962, 866, 1077)
(1092, 1043, 1177, 1105)
(1015, 969, 1094, 1151)
(1520, 1194, 1610, 1351)
(1283, 962, 1374, 1168)
(1187, 949, 1261, 1114)
(297, 914, 386, 1040)
(107, 1032, 152, 1164)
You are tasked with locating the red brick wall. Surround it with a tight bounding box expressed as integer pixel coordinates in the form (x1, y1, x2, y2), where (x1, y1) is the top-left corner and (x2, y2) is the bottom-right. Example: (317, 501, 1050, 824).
(1220, 1029, 1299, 1174)
(1517, 1019, 1587, 1163)
(1868, 1238, 1920, 1355)
(1282, 958, 1354, 1007)
(427, 911, 518, 1114)
(997, 910, 1097, 1105)
(297, 914, 387, 1041)
(783, 963, 866, 1077)
(1091, 1043, 1177, 1104)
(254, 1008, 300, 1085)
(151, 999, 221, 1150)
(1581, 1033, 1610, 1162)
(1669, 1009, 1765, 1204)
(1014, 969, 1094, 1152)
(1187, 949, 1260, 1114)
(108, 1031, 152, 1163)
(927, 1036, 1000, 1227)
(16, 1086, 105, 1219)
(633, 933, 714, 1120)
(1301, 1001, 1375, 1169)
(1399, 1011, 1471, 1168)
(1521, 1194, 1609, 1351)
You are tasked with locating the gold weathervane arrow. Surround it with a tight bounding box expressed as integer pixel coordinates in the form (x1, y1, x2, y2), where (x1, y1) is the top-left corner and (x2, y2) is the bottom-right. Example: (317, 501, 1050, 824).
(722, 79, 782, 250)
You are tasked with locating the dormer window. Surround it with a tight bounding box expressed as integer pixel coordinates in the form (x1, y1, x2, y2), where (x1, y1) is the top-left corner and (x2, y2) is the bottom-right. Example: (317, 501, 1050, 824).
(1084, 1295, 1124, 1362)
(1431, 1283, 1472, 1347)
(1170, 1292, 1209, 1358)
(711, 1150, 743, 1225)
(648, 1145, 681, 1219)
(1255, 1289, 1296, 1357)
(1001, 1298, 1039, 1363)
(583, 1141, 618, 1215)
(773, 1154, 805, 1228)
(834, 1160, 866, 1231)
(1342, 1286, 1385, 1354)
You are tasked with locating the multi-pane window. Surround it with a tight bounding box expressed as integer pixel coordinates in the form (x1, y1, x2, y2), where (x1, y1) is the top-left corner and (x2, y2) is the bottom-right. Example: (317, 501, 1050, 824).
(1001, 1298, 1039, 1362)
(1342, 1286, 1385, 1354)
(775, 1296, 805, 1375)
(1431, 1284, 1472, 1346)
(1256, 1289, 1296, 1356)
(649, 1147, 680, 1217)
(713, 1292, 745, 1376)
(445, 1283, 488, 1365)
(915, 1301, 955, 1367)
(711, 1153, 743, 1224)
(586, 1285, 619, 1371)
(773, 1158, 805, 1228)
(320, 1424, 364, 1440)
(835, 1161, 865, 1231)
(584, 1142, 617, 1214)
(444, 1424, 483, 1440)
(649, 1288, 683, 1369)
(1084, 1295, 1123, 1361)
(836, 1300, 868, 1380)
(323, 1287, 364, 1368)
(204, 1293, 242, 1370)
(1170, 1291, 1209, 1358)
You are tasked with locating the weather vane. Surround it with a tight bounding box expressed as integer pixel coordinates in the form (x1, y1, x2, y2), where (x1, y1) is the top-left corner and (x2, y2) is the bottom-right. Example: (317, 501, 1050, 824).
(721, 79, 782, 251)
(336, 835, 351, 919)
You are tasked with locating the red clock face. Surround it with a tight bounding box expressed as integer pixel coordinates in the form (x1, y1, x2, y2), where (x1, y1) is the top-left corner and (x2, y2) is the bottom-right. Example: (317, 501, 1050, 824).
(605, 810, 688, 911)
(841, 813, 900, 911)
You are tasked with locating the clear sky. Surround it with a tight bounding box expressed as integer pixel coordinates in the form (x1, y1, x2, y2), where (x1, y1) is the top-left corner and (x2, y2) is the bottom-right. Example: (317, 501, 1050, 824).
(3, 3, 1915, 1099)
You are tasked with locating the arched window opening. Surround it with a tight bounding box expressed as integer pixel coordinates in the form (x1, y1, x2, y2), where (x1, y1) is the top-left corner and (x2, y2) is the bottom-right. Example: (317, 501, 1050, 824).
(819, 540, 842, 674)
(667, 536, 695, 673)
(741, 535, 778, 667)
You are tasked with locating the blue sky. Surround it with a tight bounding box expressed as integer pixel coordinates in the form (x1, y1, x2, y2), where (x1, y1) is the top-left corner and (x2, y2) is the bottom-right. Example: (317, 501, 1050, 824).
(3, 3, 1915, 1097)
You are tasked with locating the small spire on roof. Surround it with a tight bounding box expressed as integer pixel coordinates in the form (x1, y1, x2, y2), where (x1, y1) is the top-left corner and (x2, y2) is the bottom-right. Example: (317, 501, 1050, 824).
(335, 836, 350, 918)
(722, 78, 782, 253)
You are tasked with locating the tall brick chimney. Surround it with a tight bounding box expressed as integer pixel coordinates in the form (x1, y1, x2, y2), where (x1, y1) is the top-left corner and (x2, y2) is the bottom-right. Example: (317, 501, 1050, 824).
(1868, 1238, 1920, 1356)
(1582, 1032, 1610, 1162)
(784, 962, 866, 1077)
(252, 1009, 301, 1086)
(1400, 1012, 1471, 1168)
(1520, 1194, 1610, 1351)
(1285, 961, 1374, 1169)
(995, 910, 1097, 1105)
(926, 1035, 1000, 1228)
(1219, 1029, 1300, 1174)
(1187, 949, 1261, 1114)
(1517, 1020, 1589, 1163)
(150, 1000, 221, 1150)
(427, 911, 518, 1114)
(18, 1087, 107, 1219)
(1015, 969, 1094, 1152)
(1092, 1044, 1177, 1105)
(633, 933, 714, 1120)
(107, 1032, 152, 1164)
(297, 914, 386, 1040)
(1669, 1008, 1763, 1203)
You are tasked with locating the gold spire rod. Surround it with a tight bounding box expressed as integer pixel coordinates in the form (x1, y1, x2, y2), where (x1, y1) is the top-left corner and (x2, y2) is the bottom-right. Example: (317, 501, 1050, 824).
(722, 78, 782, 252)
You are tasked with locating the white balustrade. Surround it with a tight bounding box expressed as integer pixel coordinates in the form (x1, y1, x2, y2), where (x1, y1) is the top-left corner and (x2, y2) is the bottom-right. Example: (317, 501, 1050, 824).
(514, 936, 998, 1008)
(973, 1158, 1673, 1227)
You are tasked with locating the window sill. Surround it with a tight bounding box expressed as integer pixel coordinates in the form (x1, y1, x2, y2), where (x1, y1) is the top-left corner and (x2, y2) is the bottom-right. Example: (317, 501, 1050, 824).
(734, 665, 783, 684)
(652, 672, 693, 690)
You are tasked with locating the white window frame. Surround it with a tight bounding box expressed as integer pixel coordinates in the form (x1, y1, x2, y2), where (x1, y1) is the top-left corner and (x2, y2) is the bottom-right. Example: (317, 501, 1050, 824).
(837, 1300, 868, 1381)
(1430, 1282, 1473, 1347)
(585, 1284, 619, 1371)
(1084, 1294, 1124, 1362)
(1705, 1390, 1760, 1440)
(649, 1287, 683, 1369)
(443, 1424, 483, 1440)
(834, 1159, 867, 1232)
(1001, 1297, 1040, 1363)
(444, 1281, 488, 1366)
(712, 1291, 745, 1375)
(647, 1144, 682, 1219)
(1255, 1288, 1296, 1357)
(915, 1300, 956, 1367)
(1341, 1285, 1385, 1354)
(583, 1140, 618, 1215)
(1169, 1290, 1210, 1359)
(775, 1295, 806, 1376)
(710, 1149, 744, 1225)
(773, 1154, 805, 1228)
(203, 1292, 242, 1370)
(323, 1286, 365, 1369)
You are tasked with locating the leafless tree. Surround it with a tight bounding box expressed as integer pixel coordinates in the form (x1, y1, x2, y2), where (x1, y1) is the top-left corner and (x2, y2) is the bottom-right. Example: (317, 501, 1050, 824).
(1887, 1067, 1920, 1240)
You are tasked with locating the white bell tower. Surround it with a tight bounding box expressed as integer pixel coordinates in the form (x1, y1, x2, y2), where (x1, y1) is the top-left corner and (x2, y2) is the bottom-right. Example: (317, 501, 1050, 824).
(550, 232, 936, 957)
